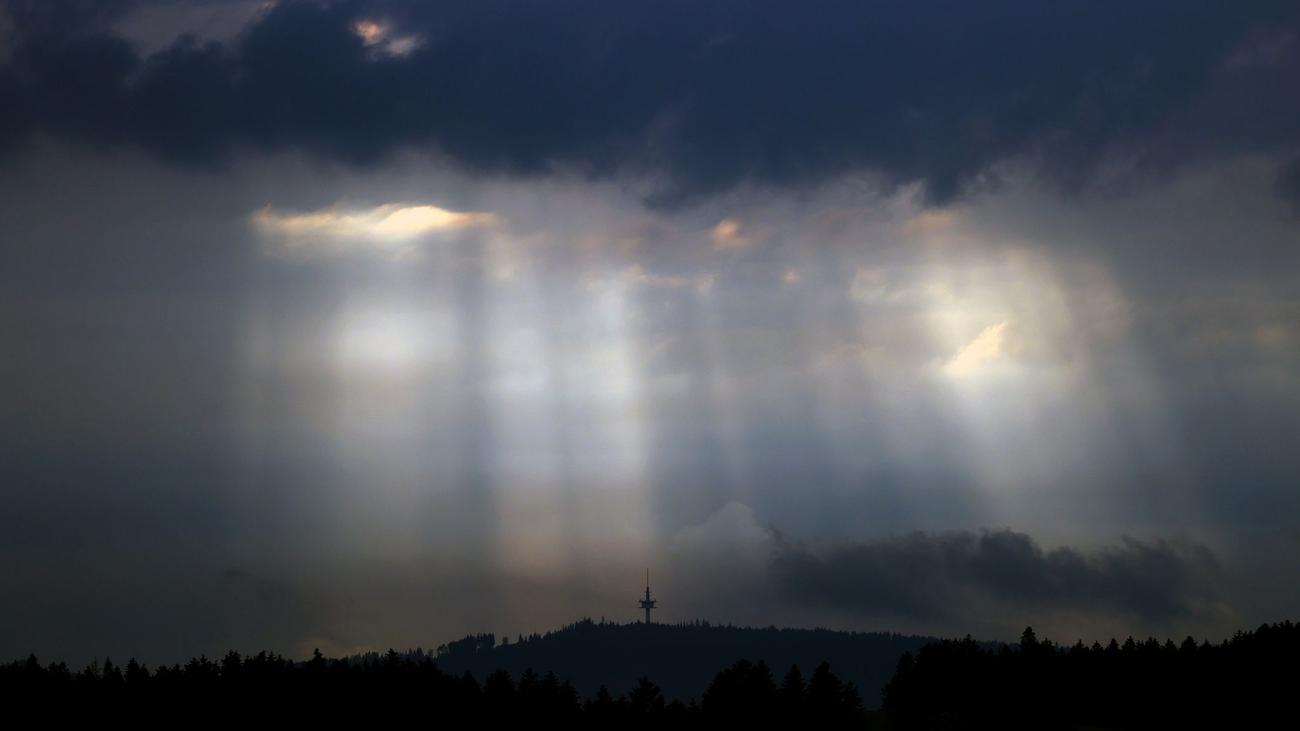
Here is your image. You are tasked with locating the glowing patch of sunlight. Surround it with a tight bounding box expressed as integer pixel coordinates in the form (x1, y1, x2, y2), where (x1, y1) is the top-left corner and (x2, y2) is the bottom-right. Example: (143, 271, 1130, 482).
(352, 19, 423, 57)
(353, 20, 385, 44)
(712, 217, 751, 250)
(252, 203, 494, 255)
(945, 320, 1011, 377)
(373, 205, 490, 236)
(915, 242, 1176, 509)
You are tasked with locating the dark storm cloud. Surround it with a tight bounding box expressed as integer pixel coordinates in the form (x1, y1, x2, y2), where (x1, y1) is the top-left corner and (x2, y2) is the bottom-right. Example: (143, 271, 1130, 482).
(2, 0, 1299, 203)
(771, 530, 1221, 623)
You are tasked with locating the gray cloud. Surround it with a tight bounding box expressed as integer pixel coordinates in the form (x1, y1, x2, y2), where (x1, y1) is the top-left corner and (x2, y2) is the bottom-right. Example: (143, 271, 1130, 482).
(1, 1, 1298, 204)
(772, 529, 1222, 625)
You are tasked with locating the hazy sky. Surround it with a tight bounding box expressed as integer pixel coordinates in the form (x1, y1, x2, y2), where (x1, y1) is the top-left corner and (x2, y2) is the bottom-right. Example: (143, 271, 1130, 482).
(3, 0, 1300, 664)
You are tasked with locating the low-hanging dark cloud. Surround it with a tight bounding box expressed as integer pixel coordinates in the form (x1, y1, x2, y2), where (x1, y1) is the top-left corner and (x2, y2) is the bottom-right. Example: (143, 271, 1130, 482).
(771, 529, 1222, 624)
(2, 0, 1299, 203)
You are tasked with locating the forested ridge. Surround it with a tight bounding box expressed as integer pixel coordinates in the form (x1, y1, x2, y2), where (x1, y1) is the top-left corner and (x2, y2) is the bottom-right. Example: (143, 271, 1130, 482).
(3, 620, 1297, 728)
(415, 618, 936, 702)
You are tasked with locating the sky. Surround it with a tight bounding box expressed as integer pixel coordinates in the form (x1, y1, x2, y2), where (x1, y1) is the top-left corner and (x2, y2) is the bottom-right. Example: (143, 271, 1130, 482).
(2, 0, 1300, 664)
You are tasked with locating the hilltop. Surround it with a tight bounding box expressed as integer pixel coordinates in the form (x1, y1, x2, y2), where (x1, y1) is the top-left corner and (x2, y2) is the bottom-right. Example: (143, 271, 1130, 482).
(357, 619, 948, 706)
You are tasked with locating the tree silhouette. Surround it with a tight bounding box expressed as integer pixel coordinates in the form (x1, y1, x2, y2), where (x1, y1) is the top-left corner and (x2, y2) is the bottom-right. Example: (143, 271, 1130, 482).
(626, 675, 666, 716)
(779, 663, 806, 720)
(883, 621, 1300, 730)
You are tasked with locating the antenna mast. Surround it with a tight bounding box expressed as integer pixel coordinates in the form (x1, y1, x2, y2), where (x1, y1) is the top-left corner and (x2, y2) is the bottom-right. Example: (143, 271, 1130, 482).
(638, 569, 657, 624)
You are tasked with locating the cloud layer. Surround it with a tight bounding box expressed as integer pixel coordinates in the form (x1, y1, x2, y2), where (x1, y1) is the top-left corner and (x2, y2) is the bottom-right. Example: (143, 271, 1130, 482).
(3, 1, 1299, 203)
(772, 529, 1222, 625)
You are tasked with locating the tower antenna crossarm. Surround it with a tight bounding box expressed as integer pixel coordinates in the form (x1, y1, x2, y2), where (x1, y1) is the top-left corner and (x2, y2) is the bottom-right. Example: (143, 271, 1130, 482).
(638, 568, 657, 624)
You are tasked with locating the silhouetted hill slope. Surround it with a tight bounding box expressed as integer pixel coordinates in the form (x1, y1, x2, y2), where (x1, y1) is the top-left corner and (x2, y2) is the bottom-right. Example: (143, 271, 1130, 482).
(367, 619, 945, 706)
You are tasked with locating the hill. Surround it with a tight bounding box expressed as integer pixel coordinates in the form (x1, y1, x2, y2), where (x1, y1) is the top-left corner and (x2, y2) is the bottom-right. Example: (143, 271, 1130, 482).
(359, 619, 948, 706)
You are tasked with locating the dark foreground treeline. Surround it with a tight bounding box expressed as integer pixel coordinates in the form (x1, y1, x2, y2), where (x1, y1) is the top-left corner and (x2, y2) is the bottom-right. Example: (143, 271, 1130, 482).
(884, 621, 1300, 730)
(5, 620, 1298, 727)
(0, 650, 869, 727)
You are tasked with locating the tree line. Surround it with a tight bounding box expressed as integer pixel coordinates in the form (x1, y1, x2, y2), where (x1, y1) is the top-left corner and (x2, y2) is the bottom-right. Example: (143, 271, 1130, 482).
(4, 619, 1296, 726)
(0, 648, 868, 727)
(883, 620, 1300, 729)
